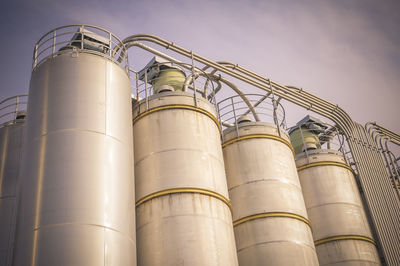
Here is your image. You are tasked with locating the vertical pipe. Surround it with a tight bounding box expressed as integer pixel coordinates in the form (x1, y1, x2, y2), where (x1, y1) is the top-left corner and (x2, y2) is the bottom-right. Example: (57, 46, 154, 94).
(350, 124, 400, 265)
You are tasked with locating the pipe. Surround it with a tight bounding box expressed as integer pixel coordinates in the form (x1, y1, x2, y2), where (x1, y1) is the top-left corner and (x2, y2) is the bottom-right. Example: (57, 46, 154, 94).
(365, 122, 400, 200)
(123, 36, 352, 134)
(183, 73, 260, 122)
(215, 61, 354, 133)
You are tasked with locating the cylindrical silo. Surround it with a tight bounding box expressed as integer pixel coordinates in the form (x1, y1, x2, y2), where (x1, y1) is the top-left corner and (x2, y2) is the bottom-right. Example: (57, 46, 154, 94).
(13, 26, 136, 265)
(0, 112, 26, 266)
(295, 150, 381, 265)
(223, 121, 319, 266)
(133, 91, 238, 266)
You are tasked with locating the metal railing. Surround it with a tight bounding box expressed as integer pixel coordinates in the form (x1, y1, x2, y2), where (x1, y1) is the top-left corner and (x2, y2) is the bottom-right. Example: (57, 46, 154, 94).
(130, 61, 220, 113)
(0, 95, 28, 127)
(217, 93, 286, 138)
(32, 25, 129, 72)
(287, 122, 353, 165)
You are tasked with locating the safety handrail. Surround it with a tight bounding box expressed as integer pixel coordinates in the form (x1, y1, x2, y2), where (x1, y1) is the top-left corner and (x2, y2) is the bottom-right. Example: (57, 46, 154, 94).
(130, 62, 219, 113)
(217, 93, 286, 138)
(288, 122, 348, 162)
(32, 24, 129, 73)
(0, 94, 28, 128)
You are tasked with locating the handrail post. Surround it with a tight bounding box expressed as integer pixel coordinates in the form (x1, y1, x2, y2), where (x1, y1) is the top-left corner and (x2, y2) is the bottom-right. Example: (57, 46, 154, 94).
(33, 44, 38, 68)
(144, 70, 149, 111)
(217, 103, 224, 142)
(80, 25, 84, 50)
(109, 32, 112, 58)
(191, 51, 197, 107)
(52, 31, 56, 57)
(135, 72, 139, 100)
(14, 96, 19, 121)
(231, 97, 239, 138)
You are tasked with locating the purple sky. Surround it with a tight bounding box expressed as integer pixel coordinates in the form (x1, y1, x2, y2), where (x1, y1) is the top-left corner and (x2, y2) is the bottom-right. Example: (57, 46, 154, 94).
(1, 0, 399, 133)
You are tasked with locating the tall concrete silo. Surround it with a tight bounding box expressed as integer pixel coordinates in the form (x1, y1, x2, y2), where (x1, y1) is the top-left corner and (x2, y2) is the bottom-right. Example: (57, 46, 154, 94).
(218, 96, 319, 266)
(133, 61, 238, 266)
(13, 25, 136, 266)
(223, 121, 319, 266)
(0, 96, 27, 266)
(290, 116, 381, 265)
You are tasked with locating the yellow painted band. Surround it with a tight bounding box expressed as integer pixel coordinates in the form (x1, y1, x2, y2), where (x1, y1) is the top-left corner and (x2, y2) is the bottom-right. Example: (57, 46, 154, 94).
(132, 104, 221, 132)
(233, 212, 312, 229)
(222, 134, 295, 155)
(297, 161, 354, 173)
(314, 235, 376, 246)
(135, 187, 232, 212)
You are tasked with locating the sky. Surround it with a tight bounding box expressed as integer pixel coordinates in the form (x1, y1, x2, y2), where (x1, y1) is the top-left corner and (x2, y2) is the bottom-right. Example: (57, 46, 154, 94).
(0, 0, 399, 135)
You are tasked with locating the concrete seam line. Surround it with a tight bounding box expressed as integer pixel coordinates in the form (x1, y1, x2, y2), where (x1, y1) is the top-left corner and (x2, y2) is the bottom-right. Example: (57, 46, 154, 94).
(297, 161, 354, 173)
(233, 212, 312, 229)
(132, 104, 221, 132)
(135, 187, 232, 213)
(222, 134, 294, 155)
(314, 235, 376, 246)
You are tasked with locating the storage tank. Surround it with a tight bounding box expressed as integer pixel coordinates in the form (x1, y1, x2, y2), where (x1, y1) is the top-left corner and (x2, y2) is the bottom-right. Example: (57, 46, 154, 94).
(290, 117, 381, 265)
(13, 25, 136, 266)
(219, 96, 319, 266)
(133, 62, 238, 265)
(0, 96, 27, 266)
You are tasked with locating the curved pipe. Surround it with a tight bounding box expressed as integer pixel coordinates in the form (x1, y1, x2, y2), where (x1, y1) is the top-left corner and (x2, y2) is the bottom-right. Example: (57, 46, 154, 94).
(373, 133, 400, 201)
(382, 136, 400, 188)
(216, 61, 354, 134)
(183, 72, 260, 121)
(203, 63, 350, 132)
(366, 122, 400, 145)
(122, 35, 353, 136)
(214, 62, 351, 126)
(203, 69, 218, 98)
(207, 80, 222, 100)
(366, 122, 400, 199)
(122, 39, 258, 121)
